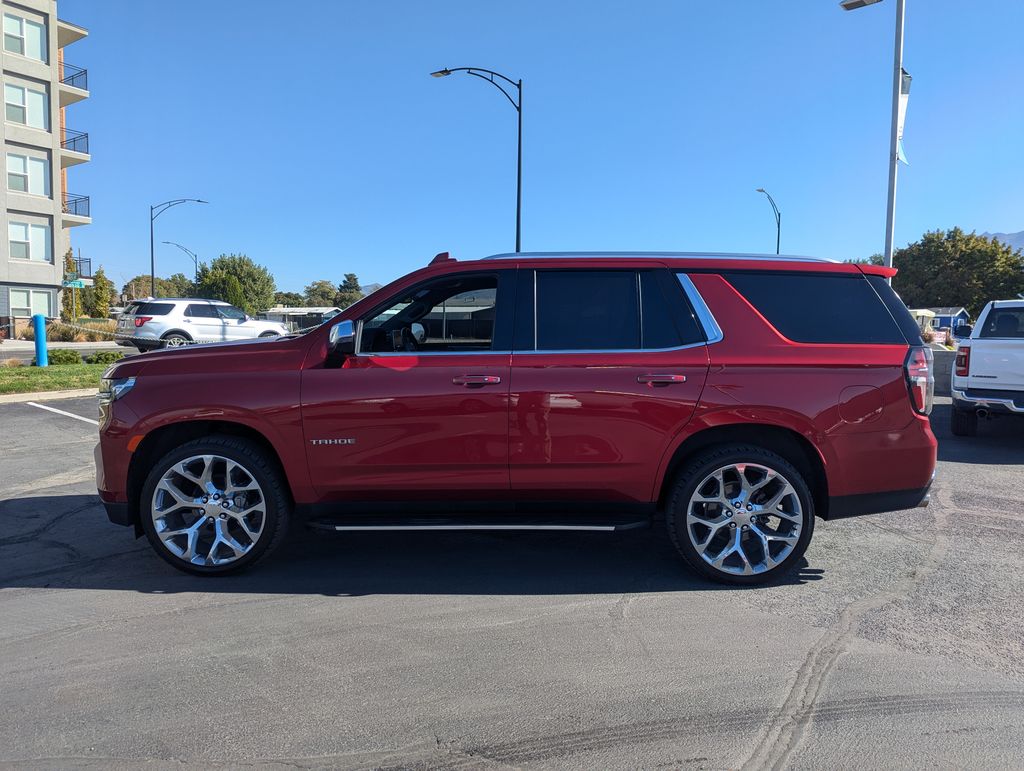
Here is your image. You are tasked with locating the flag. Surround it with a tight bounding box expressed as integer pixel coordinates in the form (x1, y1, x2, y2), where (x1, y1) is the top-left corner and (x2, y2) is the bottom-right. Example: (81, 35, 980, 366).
(896, 68, 912, 165)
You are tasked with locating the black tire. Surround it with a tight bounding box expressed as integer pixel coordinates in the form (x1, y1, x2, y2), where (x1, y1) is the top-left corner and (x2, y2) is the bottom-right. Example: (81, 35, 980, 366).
(134, 345, 148, 353)
(139, 435, 291, 576)
(950, 406, 978, 437)
(666, 444, 815, 585)
(161, 332, 192, 348)
(258, 331, 278, 338)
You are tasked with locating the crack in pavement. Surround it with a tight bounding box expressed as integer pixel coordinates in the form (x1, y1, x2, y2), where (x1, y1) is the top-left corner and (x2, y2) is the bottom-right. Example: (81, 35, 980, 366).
(738, 484, 954, 770)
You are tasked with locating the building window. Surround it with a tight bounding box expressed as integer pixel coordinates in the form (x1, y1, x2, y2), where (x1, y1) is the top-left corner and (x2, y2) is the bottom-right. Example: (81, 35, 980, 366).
(9, 288, 52, 318)
(4, 84, 49, 130)
(3, 14, 46, 62)
(8, 220, 51, 262)
(6, 153, 49, 195)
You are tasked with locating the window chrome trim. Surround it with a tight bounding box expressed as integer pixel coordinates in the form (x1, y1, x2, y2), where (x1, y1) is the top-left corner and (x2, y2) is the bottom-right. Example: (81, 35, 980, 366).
(356, 350, 512, 358)
(676, 274, 724, 345)
(514, 341, 708, 355)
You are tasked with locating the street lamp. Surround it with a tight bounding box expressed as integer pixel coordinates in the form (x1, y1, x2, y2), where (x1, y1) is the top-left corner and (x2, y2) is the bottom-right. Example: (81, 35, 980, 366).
(756, 188, 781, 255)
(431, 66, 523, 252)
(162, 240, 199, 288)
(150, 199, 207, 297)
(841, 0, 905, 273)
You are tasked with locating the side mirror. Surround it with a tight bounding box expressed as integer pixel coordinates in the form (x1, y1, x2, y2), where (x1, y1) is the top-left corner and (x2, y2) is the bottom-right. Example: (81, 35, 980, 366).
(328, 320, 356, 355)
(955, 323, 972, 338)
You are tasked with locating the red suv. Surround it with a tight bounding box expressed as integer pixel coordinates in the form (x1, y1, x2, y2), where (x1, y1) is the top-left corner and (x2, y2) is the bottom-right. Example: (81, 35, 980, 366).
(95, 252, 936, 584)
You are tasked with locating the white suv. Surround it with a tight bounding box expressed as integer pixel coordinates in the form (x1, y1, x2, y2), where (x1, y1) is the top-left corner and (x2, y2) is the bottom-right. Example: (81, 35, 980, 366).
(115, 298, 288, 351)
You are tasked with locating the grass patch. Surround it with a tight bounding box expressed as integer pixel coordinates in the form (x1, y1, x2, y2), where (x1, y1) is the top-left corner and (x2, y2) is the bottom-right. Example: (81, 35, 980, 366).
(0, 362, 108, 394)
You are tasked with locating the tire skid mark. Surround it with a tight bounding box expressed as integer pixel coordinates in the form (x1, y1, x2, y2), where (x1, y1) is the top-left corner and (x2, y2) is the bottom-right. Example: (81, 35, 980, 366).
(365, 690, 1024, 769)
(739, 484, 955, 770)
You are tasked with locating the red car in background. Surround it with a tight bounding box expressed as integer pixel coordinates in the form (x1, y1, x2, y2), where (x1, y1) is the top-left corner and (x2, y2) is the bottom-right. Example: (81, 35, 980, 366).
(95, 251, 936, 584)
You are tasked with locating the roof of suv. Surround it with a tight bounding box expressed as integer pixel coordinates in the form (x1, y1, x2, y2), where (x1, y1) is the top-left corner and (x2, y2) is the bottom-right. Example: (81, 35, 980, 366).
(464, 251, 896, 278)
(128, 298, 228, 305)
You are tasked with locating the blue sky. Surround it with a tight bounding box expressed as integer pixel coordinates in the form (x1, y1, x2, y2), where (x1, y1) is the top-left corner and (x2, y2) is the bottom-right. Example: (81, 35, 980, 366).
(61, 0, 1024, 293)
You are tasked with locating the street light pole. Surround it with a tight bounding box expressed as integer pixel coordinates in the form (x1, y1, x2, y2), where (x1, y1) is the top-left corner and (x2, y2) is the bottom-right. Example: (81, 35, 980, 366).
(162, 240, 199, 288)
(841, 0, 905, 272)
(431, 67, 523, 252)
(756, 188, 781, 255)
(150, 199, 207, 296)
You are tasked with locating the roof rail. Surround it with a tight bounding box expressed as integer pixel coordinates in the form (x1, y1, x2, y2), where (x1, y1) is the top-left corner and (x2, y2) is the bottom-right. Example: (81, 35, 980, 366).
(480, 251, 836, 263)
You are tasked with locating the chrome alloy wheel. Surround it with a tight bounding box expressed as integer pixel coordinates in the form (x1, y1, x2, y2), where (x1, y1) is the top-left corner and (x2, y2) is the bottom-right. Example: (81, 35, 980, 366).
(163, 336, 189, 347)
(151, 454, 266, 566)
(685, 462, 803, 576)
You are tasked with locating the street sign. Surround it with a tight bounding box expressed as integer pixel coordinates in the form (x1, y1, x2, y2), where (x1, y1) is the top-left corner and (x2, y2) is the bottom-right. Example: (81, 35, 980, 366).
(62, 279, 85, 289)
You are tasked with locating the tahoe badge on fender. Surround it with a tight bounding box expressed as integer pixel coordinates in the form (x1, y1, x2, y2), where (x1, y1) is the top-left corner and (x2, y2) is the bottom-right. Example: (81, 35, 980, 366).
(310, 438, 356, 446)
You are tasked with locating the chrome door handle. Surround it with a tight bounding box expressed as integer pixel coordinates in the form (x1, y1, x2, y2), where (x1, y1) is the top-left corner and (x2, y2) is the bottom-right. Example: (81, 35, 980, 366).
(452, 375, 502, 386)
(637, 374, 687, 385)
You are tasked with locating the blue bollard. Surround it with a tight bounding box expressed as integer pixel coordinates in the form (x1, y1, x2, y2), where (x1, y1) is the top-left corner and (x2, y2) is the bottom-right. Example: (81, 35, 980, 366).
(32, 313, 47, 367)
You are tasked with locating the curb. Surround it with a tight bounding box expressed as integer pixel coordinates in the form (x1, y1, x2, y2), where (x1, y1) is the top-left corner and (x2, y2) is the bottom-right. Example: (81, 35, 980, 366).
(0, 388, 98, 404)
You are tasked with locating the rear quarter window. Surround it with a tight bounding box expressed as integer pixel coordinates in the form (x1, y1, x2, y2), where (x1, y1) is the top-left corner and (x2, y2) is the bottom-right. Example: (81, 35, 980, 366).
(723, 272, 908, 344)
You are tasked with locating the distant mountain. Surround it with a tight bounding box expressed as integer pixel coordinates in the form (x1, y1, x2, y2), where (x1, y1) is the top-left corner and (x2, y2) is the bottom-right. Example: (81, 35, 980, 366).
(361, 282, 383, 295)
(983, 230, 1024, 251)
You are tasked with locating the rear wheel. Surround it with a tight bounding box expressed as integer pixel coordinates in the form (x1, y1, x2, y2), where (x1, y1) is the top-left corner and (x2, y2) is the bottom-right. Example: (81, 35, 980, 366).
(161, 332, 191, 348)
(666, 445, 815, 585)
(950, 406, 978, 437)
(139, 436, 291, 575)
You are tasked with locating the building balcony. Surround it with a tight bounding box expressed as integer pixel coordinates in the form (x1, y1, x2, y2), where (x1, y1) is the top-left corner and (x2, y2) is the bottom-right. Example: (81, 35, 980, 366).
(60, 129, 90, 168)
(57, 18, 88, 48)
(73, 256, 92, 279)
(62, 192, 91, 226)
(58, 63, 89, 106)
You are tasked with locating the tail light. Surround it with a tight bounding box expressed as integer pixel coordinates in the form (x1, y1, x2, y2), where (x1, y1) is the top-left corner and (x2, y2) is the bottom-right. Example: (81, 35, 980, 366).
(955, 346, 971, 377)
(134, 316, 152, 328)
(904, 345, 934, 416)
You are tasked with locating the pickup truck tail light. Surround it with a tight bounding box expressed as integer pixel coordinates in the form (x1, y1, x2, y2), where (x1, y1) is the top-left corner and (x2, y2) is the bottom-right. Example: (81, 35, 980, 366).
(905, 345, 934, 416)
(955, 346, 970, 377)
(134, 316, 152, 328)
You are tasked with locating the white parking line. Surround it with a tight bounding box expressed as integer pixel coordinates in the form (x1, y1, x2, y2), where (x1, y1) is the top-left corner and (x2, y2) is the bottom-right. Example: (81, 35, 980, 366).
(26, 401, 99, 426)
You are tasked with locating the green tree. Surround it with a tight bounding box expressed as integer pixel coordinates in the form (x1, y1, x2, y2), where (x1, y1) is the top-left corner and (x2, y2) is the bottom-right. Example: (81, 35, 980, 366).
(274, 291, 305, 307)
(82, 266, 114, 318)
(223, 274, 246, 309)
(304, 280, 337, 306)
(892, 228, 1024, 316)
(60, 250, 82, 322)
(195, 254, 275, 314)
(166, 272, 194, 297)
(335, 273, 363, 309)
(846, 254, 885, 266)
(122, 274, 179, 299)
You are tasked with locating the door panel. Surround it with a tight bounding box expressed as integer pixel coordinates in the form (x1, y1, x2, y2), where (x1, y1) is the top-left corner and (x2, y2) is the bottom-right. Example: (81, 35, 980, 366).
(301, 353, 511, 499)
(509, 348, 709, 502)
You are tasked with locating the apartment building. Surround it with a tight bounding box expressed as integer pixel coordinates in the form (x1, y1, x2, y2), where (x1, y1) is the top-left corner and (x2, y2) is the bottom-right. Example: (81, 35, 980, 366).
(0, 0, 89, 336)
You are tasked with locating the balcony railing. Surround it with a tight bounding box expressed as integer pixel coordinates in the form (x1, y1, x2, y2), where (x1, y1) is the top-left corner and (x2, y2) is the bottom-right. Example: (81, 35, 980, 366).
(63, 192, 90, 218)
(73, 256, 92, 278)
(60, 63, 88, 91)
(61, 129, 89, 154)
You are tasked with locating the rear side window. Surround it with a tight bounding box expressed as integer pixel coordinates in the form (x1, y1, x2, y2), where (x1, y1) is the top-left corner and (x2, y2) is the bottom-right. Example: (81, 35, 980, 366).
(536, 270, 639, 350)
(130, 302, 173, 316)
(866, 275, 924, 345)
(640, 270, 704, 348)
(979, 308, 1024, 338)
(723, 272, 906, 344)
(185, 304, 219, 318)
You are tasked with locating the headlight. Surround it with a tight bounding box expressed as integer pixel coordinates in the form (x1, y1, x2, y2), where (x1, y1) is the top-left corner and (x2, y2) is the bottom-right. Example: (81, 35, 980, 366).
(98, 376, 136, 406)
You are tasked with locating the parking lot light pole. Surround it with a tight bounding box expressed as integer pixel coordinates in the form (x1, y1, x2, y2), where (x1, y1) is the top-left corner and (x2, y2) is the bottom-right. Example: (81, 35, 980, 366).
(431, 67, 522, 252)
(756, 188, 781, 255)
(841, 0, 905, 274)
(162, 241, 200, 289)
(150, 199, 207, 297)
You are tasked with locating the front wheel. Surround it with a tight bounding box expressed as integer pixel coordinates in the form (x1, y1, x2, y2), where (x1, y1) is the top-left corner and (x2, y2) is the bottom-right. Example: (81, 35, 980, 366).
(139, 436, 291, 575)
(666, 445, 815, 585)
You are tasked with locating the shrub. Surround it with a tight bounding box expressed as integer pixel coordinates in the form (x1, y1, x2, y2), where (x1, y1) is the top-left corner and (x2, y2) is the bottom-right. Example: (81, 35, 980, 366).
(85, 350, 125, 365)
(1, 357, 24, 368)
(41, 349, 84, 366)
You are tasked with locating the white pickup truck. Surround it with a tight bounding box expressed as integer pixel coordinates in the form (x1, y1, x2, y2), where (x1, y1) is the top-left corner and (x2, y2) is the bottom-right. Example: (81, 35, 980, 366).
(950, 299, 1024, 435)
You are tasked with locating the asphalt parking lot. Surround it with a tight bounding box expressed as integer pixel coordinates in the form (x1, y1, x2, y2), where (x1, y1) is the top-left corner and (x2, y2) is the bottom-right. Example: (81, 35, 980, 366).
(1, 396, 1022, 768)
